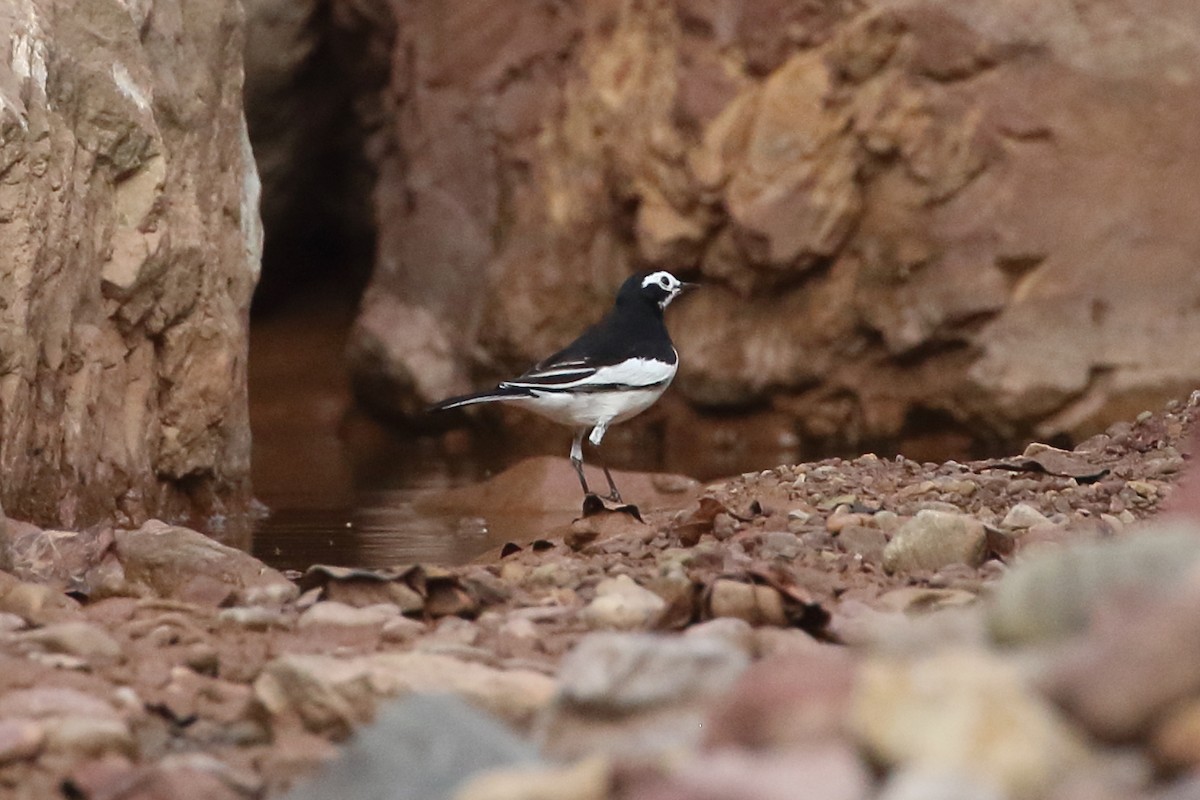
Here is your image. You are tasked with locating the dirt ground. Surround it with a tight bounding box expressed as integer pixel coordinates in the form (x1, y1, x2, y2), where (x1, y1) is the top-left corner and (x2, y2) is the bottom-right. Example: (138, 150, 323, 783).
(1, 395, 1200, 799)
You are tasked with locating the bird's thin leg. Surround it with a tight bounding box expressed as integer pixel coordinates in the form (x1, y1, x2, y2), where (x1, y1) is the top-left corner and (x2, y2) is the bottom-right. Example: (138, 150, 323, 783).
(601, 464, 623, 504)
(570, 429, 591, 496)
(586, 421, 622, 503)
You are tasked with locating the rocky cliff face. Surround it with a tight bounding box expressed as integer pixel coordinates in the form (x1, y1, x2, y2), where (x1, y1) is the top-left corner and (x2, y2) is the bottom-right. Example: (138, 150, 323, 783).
(344, 0, 1200, 452)
(0, 0, 260, 530)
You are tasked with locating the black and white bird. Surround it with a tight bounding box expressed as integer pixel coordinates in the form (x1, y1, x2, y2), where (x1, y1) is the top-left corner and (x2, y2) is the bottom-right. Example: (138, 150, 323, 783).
(430, 270, 695, 503)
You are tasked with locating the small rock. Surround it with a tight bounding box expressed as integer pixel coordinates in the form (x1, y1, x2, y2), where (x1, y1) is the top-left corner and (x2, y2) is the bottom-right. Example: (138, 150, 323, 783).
(707, 580, 787, 626)
(1153, 698, 1200, 769)
(0, 612, 26, 632)
(875, 587, 977, 614)
(0, 572, 79, 624)
(853, 649, 1091, 798)
(255, 651, 555, 734)
(17, 621, 121, 660)
(682, 617, 755, 655)
(299, 601, 398, 629)
(0, 689, 133, 759)
(1041, 560, 1200, 740)
(0, 719, 44, 764)
(581, 575, 666, 631)
(712, 513, 737, 540)
(218, 606, 290, 629)
(760, 531, 801, 559)
(499, 617, 539, 641)
(542, 632, 749, 760)
(157, 753, 265, 797)
(115, 520, 298, 606)
(988, 522, 1200, 645)
(454, 756, 610, 800)
(282, 695, 539, 800)
(628, 746, 868, 800)
(1126, 480, 1158, 498)
(48, 716, 135, 758)
(837, 526, 888, 565)
(382, 616, 427, 642)
(873, 511, 903, 532)
(826, 511, 866, 533)
(882, 511, 987, 574)
(878, 768, 1006, 800)
(1001, 503, 1052, 530)
(787, 509, 812, 525)
(705, 648, 857, 749)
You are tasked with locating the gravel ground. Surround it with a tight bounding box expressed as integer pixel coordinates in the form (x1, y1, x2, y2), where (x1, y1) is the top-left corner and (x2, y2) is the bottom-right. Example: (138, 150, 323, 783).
(2, 395, 1199, 800)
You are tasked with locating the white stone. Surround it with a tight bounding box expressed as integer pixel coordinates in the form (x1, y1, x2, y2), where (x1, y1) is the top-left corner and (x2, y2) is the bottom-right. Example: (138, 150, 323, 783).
(580, 575, 665, 631)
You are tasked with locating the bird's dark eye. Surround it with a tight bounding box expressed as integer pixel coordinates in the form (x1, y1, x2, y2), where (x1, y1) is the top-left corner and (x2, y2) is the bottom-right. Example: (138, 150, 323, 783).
(659, 278, 670, 289)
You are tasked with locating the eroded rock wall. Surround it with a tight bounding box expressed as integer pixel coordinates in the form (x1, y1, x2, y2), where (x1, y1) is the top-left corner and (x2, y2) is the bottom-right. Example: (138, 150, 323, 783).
(346, 0, 1200, 449)
(0, 0, 260, 529)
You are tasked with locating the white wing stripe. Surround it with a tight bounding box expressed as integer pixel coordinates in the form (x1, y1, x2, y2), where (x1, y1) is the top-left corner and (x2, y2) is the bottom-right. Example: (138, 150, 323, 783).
(505, 357, 676, 391)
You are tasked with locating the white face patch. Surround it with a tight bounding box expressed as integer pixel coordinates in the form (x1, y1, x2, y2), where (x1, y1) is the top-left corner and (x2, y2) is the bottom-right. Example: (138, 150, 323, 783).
(641, 271, 684, 307)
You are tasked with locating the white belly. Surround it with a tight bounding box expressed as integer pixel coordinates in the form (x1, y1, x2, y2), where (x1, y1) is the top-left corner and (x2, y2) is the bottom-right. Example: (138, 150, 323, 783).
(517, 383, 669, 429)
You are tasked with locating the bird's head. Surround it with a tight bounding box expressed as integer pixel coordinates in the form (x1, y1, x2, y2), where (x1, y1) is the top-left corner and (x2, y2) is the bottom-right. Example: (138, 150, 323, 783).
(622, 270, 698, 311)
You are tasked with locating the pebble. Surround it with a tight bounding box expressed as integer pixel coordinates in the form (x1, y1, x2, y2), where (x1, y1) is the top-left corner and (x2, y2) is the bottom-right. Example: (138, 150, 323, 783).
(1001, 502, 1052, 530)
(499, 617, 539, 640)
(255, 651, 555, 734)
(47, 716, 135, 758)
(853, 648, 1091, 798)
(826, 511, 866, 533)
(635, 746, 869, 800)
(581, 575, 665, 631)
(556, 633, 749, 711)
(17, 622, 121, 660)
(543, 632, 749, 760)
(1153, 698, 1200, 769)
(218, 606, 290, 629)
(712, 513, 737, 540)
(760, 531, 802, 559)
(0, 613, 27, 632)
(837, 526, 888, 565)
(455, 756, 610, 800)
(873, 510, 902, 532)
(681, 617, 756, 655)
(878, 768, 1006, 800)
(882, 510, 987, 574)
(988, 522, 1200, 645)
(0, 719, 44, 765)
(298, 602, 399, 628)
(1128, 479, 1158, 497)
(0, 574, 79, 625)
(708, 580, 787, 626)
(281, 694, 539, 800)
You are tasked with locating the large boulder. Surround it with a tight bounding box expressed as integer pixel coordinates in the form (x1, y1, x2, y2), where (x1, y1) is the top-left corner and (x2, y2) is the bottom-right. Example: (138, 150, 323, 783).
(339, 0, 1200, 451)
(0, 0, 260, 530)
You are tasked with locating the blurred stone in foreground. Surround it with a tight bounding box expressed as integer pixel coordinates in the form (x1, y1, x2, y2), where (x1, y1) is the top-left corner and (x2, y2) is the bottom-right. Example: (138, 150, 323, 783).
(282, 694, 538, 800)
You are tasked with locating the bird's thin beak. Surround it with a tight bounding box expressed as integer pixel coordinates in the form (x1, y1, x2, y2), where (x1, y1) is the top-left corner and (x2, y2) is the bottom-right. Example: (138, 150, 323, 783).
(678, 281, 699, 293)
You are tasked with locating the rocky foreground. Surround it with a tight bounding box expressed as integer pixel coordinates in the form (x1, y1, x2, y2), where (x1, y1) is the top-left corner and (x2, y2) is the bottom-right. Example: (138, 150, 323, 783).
(3, 397, 1200, 799)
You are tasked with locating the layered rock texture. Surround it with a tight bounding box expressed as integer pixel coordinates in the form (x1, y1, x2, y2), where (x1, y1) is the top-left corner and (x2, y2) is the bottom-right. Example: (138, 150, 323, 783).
(341, 0, 1200, 450)
(0, 0, 260, 530)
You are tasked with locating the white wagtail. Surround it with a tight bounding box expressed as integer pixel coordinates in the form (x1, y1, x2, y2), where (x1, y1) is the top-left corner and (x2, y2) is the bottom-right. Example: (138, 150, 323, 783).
(431, 270, 695, 503)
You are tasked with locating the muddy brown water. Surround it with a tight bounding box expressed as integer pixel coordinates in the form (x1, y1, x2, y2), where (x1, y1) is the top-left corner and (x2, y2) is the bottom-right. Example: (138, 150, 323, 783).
(247, 292, 1019, 571)
(248, 297, 804, 571)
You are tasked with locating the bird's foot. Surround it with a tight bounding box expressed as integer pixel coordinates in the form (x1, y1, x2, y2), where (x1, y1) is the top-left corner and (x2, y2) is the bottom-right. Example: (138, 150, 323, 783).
(580, 493, 643, 522)
(581, 493, 607, 517)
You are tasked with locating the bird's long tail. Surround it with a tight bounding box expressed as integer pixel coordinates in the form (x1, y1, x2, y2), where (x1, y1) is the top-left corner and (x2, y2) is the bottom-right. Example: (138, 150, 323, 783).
(427, 386, 533, 413)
